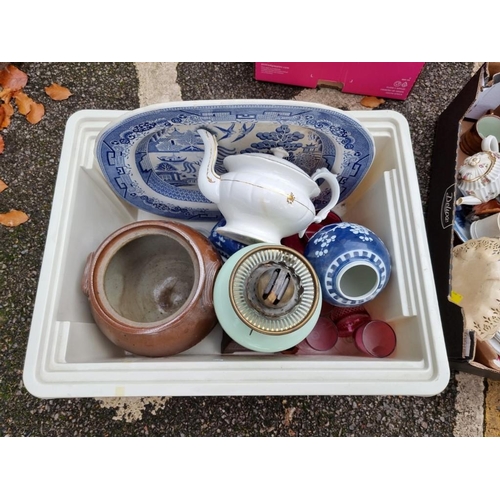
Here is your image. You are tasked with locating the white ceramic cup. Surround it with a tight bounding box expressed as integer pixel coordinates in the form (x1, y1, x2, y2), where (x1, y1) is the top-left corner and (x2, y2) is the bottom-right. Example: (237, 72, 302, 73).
(481, 134, 500, 153)
(470, 213, 500, 239)
(477, 115, 500, 144)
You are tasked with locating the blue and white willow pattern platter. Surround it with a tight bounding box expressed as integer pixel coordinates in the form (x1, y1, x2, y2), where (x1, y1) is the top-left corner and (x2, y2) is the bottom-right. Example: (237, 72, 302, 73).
(95, 100, 376, 220)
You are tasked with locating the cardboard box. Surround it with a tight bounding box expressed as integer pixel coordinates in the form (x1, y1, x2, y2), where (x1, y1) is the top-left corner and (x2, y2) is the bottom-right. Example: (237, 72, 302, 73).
(427, 62, 500, 380)
(254, 62, 425, 100)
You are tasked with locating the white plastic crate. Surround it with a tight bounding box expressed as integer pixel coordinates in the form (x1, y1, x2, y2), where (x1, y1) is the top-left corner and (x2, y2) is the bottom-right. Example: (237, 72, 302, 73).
(23, 109, 450, 398)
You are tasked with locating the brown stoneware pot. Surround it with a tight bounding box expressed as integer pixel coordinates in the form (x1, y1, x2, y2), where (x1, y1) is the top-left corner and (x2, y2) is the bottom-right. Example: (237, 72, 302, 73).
(82, 220, 223, 357)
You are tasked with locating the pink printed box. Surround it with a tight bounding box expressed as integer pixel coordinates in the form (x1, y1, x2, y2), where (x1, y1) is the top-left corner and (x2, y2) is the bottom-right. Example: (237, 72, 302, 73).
(254, 62, 425, 101)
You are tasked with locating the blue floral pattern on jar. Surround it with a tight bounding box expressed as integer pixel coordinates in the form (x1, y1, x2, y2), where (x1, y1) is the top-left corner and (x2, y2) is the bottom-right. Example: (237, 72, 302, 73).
(304, 222, 391, 306)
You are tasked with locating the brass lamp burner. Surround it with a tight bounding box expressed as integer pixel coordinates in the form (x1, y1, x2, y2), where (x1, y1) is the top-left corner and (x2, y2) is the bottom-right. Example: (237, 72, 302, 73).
(229, 245, 319, 335)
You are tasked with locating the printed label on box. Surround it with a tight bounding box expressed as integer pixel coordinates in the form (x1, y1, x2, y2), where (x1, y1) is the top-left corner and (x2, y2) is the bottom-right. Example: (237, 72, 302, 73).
(259, 63, 291, 76)
(380, 78, 415, 98)
(440, 184, 456, 229)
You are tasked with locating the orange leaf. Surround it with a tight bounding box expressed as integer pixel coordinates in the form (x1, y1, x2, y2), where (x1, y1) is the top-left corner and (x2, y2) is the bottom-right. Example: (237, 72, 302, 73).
(0, 209, 29, 227)
(0, 87, 13, 104)
(0, 101, 14, 129)
(0, 65, 28, 92)
(26, 101, 44, 124)
(13, 90, 34, 116)
(45, 83, 72, 101)
(0, 178, 7, 191)
(0, 136, 4, 155)
(360, 96, 386, 109)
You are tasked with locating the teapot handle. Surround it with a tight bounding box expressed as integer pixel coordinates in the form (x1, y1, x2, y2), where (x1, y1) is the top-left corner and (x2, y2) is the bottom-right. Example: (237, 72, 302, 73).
(310, 168, 341, 223)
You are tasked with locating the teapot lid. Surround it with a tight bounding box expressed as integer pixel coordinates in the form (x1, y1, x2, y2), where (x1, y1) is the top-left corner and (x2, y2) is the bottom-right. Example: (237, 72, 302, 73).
(229, 245, 319, 335)
(458, 151, 499, 182)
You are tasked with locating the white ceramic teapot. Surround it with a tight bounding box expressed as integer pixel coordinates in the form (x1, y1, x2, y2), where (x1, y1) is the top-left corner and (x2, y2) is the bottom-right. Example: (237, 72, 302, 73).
(196, 128, 341, 245)
(456, 135, 500, 206)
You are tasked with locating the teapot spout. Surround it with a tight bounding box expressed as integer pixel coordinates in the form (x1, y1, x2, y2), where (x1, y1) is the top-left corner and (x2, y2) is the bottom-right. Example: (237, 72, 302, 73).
(197, 128, 220, 204)
(456, 195, 483, 206)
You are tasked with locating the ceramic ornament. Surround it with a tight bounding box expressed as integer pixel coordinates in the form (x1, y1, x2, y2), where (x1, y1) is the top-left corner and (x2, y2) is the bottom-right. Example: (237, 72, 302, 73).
(450, 237, 500, 341)
(304, 222, 391, 307)
(456, 147, 500, 206)
(197, 129, 340, 245)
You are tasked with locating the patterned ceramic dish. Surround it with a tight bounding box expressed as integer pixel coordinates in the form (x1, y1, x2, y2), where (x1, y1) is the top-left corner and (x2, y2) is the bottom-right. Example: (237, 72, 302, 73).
(452, 186, 497, 242)
(454, 201, 472, 242)
(95, 100, 375, 220)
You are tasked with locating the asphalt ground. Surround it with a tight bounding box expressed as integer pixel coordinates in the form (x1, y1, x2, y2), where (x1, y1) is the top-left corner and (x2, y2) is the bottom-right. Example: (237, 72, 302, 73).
(0, 62, 497, 437)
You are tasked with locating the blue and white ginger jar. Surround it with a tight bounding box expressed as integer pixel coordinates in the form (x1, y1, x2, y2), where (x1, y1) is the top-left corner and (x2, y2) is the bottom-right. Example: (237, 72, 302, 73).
(304, 222, 391, 307)
(208, 218, 247, 260)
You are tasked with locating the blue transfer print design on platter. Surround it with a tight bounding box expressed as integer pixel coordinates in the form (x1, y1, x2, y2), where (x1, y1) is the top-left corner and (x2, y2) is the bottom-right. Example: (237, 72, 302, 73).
(95, 102, 375, 220)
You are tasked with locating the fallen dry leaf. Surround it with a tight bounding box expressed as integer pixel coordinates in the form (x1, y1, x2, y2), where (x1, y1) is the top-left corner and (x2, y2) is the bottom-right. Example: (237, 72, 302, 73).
(13, 90, 34, 116)
(45, 83, 72, 101)
(26, 101, 44, 124)
(0, 209, 29, 227)
(0, 136, 4, 155)
(0, 101, 14, 129)
(0, 87, 13, 104)
(360, 96, 386, 109)
(0, 65, 28, 92)
(0, 178, 6, 191)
